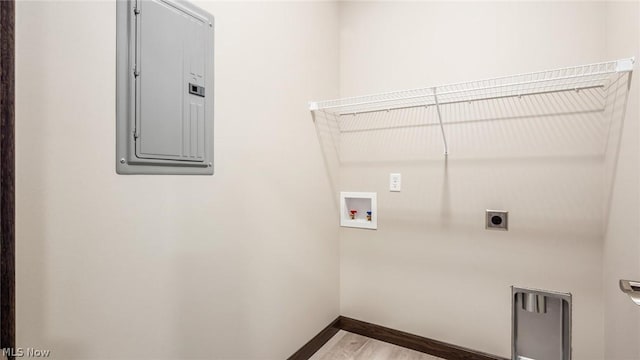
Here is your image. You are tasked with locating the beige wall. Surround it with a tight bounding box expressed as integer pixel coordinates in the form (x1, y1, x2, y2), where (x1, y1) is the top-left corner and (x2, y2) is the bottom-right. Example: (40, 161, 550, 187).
(603, 2, 640, 360)
(15, 1, 339, 359)
(336, 2, 636, 359)
(14, 1, 640, 359)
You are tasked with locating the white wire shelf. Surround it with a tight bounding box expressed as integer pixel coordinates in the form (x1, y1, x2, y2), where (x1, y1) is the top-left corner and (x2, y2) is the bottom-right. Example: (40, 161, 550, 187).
(309, 58, 634, 156)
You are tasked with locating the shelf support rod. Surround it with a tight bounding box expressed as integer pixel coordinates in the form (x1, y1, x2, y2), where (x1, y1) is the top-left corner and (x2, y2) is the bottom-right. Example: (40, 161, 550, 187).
(433, 87, 448, 156)
(336, 83, 605, 117)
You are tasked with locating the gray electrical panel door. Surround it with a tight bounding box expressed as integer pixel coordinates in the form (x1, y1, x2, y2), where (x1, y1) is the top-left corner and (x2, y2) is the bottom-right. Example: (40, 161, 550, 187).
(137, 0, 206, 161)
(116, 0, 214, 175)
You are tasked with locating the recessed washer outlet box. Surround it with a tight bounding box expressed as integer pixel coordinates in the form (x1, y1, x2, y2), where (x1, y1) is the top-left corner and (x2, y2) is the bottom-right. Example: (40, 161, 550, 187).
(340, 192, 377, 230)
(486, 210, 508, 231)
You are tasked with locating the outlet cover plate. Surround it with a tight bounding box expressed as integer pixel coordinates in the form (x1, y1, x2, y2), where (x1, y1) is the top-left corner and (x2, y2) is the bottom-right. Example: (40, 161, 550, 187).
(390, 173, 401, 192)
(486, 210, 508, 231)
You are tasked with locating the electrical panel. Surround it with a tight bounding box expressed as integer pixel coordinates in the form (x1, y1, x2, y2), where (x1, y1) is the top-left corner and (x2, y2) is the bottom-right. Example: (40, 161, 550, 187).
(116, 0, 214, 175)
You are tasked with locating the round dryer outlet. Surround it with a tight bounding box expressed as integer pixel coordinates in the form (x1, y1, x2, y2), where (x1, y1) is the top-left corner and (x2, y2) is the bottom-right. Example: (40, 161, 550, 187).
(486, 210, 508, 231)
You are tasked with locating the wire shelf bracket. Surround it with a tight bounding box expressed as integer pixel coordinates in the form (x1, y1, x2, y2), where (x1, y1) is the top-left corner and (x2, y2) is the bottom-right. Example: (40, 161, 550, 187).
(433, 87, 448, 156)
(309, 58, 635, 156)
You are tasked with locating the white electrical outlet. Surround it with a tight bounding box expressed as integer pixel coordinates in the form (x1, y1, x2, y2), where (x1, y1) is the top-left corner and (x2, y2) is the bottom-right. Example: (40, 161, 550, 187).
(390, 173, 401, 192)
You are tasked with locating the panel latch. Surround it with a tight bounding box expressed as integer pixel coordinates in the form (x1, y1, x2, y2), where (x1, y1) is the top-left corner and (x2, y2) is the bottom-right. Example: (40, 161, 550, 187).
(189, 83, 205, 97)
